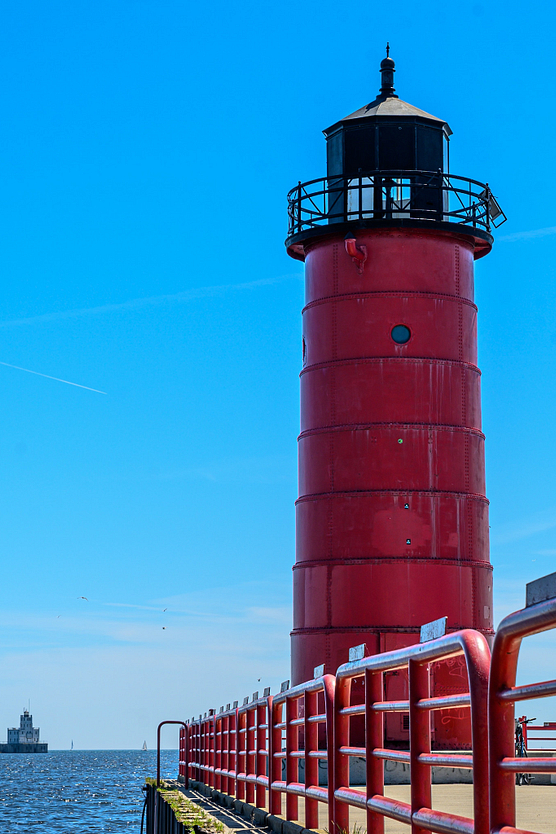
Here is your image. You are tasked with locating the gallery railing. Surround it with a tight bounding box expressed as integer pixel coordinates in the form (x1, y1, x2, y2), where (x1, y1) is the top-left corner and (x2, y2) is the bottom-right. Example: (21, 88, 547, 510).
(286, 170, 506, 237)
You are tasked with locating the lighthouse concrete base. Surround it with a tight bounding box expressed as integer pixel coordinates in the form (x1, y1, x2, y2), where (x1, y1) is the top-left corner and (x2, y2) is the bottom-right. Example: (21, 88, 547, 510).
(285, 757, 473, 785)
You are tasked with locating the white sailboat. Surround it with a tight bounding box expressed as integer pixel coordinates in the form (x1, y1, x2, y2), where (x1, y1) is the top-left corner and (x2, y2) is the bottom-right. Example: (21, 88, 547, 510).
(70, 740, 74, 751)
(142, 740, 147, 751)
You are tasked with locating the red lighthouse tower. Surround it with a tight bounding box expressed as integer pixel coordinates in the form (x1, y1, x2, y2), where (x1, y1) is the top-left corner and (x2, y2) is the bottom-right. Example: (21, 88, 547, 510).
(286, 53, 504, 747)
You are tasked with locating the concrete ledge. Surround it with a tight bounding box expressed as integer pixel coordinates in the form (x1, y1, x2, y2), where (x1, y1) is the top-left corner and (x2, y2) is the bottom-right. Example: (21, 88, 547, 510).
(266, 815, 284, 834)
(241, 802, 255, 821)
(233, 799, 245, 816)
(242, 801, 270, 825)
(187, 784, 320, 833)
(252, 807, 270, 826)
(221, 794, 235, 809)
(190, 780, 213, 797)
(281, 820, 305, 834)
(193, 782, 211, 798)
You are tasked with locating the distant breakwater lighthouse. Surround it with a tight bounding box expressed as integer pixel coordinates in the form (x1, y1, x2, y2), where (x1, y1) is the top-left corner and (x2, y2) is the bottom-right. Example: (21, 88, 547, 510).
(285, 51, 504, 748)
(0, 709, 48, 753)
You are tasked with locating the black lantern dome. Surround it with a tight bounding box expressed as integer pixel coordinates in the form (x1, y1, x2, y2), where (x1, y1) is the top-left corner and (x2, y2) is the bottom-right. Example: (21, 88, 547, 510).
(324, 51, 451, 179)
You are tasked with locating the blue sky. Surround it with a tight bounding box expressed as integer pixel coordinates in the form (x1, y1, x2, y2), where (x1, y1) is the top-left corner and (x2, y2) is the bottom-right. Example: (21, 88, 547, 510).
(0, 0, 554, 749)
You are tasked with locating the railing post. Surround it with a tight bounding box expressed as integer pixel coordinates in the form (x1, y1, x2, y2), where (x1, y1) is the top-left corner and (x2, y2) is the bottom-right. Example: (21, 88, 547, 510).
(224, 710, 232, 796)
(366, 668, 384, 834)
(304, 687, 318, 829)
(463, 635, 490, 834)
(489, 625, 523, 831)
(200, 718, 204, 785)
(210, 711, 216, 788)
(270, 697, 282, 816)
(237, 705, 246, 801)
(285, 693, 298, 821)
(246, 702, 255, 805)
(256, 694, 269, 809)
(409, 659, 432, 834)
(333, 675, 350, 834)
(234, 703, 240, 799)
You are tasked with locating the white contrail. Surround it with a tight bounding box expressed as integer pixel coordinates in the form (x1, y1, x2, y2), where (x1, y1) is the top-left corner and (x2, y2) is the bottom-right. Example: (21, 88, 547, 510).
(0, 361, 107, 394)
(0, 274, 303, 329)
(498, 225, 556, 243)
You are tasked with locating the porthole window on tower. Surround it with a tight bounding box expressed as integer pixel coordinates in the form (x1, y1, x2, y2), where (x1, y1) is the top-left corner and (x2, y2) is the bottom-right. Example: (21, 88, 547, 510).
(391, 324, 411, 344)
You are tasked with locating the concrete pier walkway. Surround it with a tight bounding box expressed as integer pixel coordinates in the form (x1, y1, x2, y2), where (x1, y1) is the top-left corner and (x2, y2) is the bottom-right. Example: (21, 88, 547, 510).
(185, 783, 556, 834)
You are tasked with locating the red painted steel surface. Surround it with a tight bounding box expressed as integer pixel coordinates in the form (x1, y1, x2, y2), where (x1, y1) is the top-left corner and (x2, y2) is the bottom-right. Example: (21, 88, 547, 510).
(179, 727, 187, 780)
(181, 627, 490, 834)
(236, 693, 271, 808)
(215, 705, 238, 796)
(289, 227, 494, 746)
(489, 597, 556, 834)
(189, 713, 216, 787)
(270, 675, 336, 834)
(333, 630, 490, 834)
(166, 592, 556, 834)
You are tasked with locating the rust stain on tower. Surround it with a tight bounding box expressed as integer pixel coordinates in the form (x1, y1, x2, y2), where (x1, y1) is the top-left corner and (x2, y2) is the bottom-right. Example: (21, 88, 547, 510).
(285, 51, 505, 748)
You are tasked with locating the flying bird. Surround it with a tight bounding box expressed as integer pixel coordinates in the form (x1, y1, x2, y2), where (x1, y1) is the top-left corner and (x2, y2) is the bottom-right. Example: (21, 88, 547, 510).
(162, 627, 166, 630)
(78, 596, 88, 601)
(163, 608, 168, 612)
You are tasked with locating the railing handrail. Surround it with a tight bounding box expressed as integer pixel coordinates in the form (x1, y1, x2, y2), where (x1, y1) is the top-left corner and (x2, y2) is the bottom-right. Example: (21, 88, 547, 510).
(335, 628, 490, 677)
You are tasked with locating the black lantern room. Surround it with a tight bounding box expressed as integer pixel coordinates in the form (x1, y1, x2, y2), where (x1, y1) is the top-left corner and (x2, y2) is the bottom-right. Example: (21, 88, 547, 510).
(324, 49, 451, 179)
(285, 50, 505, 259)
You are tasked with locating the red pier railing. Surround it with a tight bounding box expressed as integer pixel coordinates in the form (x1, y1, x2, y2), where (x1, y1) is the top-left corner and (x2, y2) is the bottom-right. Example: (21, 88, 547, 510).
(236, 689, 271, 807)
(168, 576, 556, 834)
(489, 595, 556, 834)
(520, 718, 556, 750)
(333, 630, 490, 834)
(269, 674, 335, 833)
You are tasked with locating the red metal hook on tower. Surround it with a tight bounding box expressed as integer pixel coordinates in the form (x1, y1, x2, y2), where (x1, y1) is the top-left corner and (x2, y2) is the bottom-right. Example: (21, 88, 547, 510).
(344, 234, 367, 273)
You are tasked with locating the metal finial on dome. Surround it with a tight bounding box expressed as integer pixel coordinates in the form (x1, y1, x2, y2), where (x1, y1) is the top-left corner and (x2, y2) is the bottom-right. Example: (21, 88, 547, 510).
(379, 45, 397, 98)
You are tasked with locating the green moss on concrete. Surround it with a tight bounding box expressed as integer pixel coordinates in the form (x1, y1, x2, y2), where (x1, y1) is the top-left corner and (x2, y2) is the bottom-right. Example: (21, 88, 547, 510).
(146, 781, 224, 834)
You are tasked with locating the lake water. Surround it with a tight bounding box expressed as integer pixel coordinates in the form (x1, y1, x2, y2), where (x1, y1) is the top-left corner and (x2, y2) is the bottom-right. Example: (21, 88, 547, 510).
(0, 749, 179, 832)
